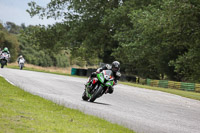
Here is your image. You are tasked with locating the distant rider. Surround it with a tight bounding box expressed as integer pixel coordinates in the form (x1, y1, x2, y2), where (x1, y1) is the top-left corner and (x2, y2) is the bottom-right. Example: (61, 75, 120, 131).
(17, 55, 25, 64)
(1, 47, 10, 57)
(0, 47, 11, 65)
(87, 61, 121, 94)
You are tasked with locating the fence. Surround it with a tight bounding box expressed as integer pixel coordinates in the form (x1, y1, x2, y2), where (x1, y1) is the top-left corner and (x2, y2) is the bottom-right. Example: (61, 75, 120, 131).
(146, 78, 199, 92)
(71, 68, 200, 93)
(71, 68, 96, 77)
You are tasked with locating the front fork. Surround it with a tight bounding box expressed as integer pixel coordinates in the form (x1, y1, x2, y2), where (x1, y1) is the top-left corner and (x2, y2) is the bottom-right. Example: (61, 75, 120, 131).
(85, 79, 93, 98)
(85, 77, 98, 89)
(85, 77, 100, 98)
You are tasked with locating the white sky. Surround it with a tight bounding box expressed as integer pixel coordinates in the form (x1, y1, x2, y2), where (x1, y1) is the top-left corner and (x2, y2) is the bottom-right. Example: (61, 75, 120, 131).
(0, 0, 61, 26)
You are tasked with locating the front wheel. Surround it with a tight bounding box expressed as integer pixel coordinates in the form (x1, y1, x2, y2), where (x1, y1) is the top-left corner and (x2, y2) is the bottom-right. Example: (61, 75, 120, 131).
(1, 60, 6, 68)
(82, 90, 89, 101)
(89, 86, 104, 102)
(20, 64, 24, 70)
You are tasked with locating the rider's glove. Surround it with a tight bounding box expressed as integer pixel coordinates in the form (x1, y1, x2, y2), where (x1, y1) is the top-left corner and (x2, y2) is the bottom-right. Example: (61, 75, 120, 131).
(116, 72, 121, 77)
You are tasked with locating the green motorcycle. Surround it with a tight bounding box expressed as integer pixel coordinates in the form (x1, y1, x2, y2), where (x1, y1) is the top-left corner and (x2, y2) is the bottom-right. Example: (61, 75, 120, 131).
(82, 70, 115, 102)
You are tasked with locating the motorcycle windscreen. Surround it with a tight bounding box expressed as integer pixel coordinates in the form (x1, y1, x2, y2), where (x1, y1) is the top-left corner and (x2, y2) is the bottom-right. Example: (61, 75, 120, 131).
(103, 70, 114, 80)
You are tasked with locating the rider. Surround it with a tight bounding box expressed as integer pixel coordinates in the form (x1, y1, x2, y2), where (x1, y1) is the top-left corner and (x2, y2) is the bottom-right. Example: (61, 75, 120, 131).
(0, 47, 10, 65)
(1, 47, 10, 57)
(17, 55, 25, 64)
(87, 61, 121, 94)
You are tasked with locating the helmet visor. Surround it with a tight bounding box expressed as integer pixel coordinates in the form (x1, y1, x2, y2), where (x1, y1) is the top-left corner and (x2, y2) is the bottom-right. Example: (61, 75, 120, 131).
(112, 67, 119, 72)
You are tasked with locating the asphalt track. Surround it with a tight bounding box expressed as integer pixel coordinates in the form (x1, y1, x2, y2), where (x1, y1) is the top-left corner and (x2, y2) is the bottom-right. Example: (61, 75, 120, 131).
(0, 68, 200, 133)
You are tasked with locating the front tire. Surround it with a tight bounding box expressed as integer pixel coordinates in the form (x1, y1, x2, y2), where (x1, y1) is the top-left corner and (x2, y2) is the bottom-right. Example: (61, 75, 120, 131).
(20, 64, 24, 70)
(89, 86, 104, 102)
(82, 90, 89, 101)
(1, 60, 6, 68)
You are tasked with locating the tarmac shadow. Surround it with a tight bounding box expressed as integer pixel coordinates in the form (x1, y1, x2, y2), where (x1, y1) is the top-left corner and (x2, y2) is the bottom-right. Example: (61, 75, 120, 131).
(82, 100, 111, 106)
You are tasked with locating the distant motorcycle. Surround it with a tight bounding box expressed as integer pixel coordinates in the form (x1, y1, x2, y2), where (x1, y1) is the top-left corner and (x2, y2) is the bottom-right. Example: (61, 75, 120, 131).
(82, 70, 115, 102)
(0, 53, 9, 68)
(18, 58, 25, 70)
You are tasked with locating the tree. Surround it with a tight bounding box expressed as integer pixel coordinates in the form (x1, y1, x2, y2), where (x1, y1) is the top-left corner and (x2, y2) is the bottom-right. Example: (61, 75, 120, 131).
(19, 25, 70, 67)
(0, 24, 20, 62)
(113, 0, 200, 81)
(26, 0, 200, 82)
(26, 0, 126, 63)
(5, 22, 22, 34)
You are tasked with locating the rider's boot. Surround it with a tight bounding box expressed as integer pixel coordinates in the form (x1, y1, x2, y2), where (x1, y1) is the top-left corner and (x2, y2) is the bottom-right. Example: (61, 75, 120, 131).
(108, 86, 114, 94)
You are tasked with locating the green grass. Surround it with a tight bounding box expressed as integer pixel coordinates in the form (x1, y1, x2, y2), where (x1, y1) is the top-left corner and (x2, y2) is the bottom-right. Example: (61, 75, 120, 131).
(120, 82, 200, 101)
(0, 77, 134, 133)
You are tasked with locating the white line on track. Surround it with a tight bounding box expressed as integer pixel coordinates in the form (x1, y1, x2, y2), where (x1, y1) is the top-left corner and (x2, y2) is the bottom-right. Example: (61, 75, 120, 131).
(0, 74, 15, 86)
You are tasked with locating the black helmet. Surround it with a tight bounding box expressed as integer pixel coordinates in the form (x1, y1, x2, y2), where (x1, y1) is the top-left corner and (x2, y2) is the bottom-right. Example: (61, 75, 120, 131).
(112, 61, 120, 72)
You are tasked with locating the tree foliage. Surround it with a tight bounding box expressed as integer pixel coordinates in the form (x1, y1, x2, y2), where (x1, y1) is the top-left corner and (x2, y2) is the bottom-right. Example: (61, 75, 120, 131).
(27, 0, 125, 63)
(0, 24, 19, 62)
(26, 0, 200, 82)
(19, 25, 70, 67)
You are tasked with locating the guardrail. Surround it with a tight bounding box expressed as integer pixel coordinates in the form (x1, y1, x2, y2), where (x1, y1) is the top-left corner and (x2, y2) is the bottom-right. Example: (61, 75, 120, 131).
(71, 68, 96, 77)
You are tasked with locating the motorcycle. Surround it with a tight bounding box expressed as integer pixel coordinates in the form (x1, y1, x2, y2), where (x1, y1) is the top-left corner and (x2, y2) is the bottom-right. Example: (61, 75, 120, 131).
(18, 58, 25, 70)
(0, 53, 9, 68)
(82, 70, 115, 102)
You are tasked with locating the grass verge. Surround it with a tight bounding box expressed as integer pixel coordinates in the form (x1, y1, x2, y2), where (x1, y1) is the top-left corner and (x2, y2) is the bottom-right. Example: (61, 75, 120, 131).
(0, 76, 134, 133)
(7, 63, 71, 76)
